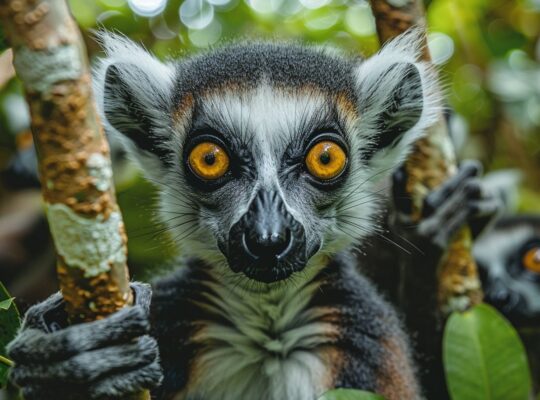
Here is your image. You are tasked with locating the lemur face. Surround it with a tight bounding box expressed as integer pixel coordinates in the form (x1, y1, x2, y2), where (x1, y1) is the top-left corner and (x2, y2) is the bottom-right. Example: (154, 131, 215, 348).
(474, 216, 540, 328)
(177, 85, 355, 283)
(96, 31, 439, 285)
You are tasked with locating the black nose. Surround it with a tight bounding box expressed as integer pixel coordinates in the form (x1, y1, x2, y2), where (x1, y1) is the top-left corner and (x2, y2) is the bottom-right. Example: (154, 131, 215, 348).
(226, 189, 307, 283)
(244, 228, 291, 259)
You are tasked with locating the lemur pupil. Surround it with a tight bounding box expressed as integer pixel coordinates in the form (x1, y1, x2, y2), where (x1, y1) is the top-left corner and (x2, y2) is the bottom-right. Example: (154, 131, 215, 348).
(320, 152, 331, 165)
(204, 153, 216, 165)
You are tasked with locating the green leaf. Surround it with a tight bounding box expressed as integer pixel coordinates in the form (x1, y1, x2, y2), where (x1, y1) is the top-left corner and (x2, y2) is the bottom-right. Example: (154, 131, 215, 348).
(0, 282, 20, 388)
(319, 388, 384, 400)
(443, 303, 531, 400)
(0, 298, 14, 310)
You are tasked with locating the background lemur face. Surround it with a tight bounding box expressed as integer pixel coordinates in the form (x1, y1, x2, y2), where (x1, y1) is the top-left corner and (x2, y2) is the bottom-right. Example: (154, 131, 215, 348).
(95, 31, 439, 284)
(474, 216, 540, 327)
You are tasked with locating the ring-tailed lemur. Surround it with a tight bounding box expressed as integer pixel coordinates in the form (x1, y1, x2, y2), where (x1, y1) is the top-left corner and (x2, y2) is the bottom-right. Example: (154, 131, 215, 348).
(474, 215, 540, 393)
(7, 30, 441, 400)
(376, 165, 533, 399)
(383, 161, 501, 400)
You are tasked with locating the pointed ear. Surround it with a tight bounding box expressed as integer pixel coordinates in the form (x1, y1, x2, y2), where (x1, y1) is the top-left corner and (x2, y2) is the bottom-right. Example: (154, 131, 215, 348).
(93, 32, 176, 177)
(354, 29, 441, 176)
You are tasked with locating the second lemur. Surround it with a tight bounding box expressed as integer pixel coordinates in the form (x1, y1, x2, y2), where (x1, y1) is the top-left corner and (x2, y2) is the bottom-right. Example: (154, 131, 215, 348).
(7, 31, 441, 399)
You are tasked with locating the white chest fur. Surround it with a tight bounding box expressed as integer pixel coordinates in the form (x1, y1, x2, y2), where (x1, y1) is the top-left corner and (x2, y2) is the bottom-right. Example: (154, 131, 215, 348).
(179, 275, 339, 400)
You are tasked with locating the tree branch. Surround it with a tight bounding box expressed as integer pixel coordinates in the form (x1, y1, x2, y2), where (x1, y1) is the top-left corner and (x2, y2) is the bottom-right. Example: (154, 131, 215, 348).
(368, 0, 483, 314)
(0, 0, 148, 398)
(0, 354, 13, 368)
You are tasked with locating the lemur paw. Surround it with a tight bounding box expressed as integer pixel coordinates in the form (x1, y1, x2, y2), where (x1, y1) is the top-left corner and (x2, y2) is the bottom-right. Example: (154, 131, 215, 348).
(7, 282, 163, 400)
(391, 160, 502, 252)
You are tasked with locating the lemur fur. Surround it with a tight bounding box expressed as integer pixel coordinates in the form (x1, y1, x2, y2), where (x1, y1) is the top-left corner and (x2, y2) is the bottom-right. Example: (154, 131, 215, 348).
(91, 29, 441, 399)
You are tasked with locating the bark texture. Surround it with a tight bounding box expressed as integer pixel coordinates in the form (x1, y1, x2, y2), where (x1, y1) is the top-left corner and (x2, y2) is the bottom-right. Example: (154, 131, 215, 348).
(0, 0, 148, 398)
(369, 0, 483, 313)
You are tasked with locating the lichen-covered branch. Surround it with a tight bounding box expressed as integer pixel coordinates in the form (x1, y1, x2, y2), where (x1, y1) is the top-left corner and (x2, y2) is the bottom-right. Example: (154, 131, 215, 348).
(0, 0, 148, 398)
(370, 0, 429, 59)
(368, 0, 483, 313)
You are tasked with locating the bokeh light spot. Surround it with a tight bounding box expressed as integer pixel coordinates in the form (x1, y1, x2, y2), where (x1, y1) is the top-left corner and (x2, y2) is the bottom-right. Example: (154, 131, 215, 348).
(128, 0, 167, 17)
(299, 0, 331, 10)
(180, 0, 215, 29)
(278, 0, 302, 16)
(305, 10, 340, 31)
(189, 19, 223, 47)
(247, 0, 284, 14)
(207, 0, 231, 5)
(344, 3, 375, 37)
(428, 32, 455, 65)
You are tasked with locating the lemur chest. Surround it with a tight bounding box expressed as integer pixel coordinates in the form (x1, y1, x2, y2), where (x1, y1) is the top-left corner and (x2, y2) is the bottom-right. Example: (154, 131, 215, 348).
(179, 281, 343, 400)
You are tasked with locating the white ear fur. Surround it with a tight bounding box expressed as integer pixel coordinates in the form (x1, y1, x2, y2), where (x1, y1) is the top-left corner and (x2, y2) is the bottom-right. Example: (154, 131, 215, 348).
(92, 31, 176, 180)
(354, 28, 443, 179)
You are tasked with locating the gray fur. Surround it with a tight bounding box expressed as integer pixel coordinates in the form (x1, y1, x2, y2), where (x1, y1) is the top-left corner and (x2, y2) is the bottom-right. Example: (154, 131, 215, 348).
(8, 284, 151, 362)
(7, 283, 162, 399)
(171, 41, 358, 100)
(474, 219, 540, 315)
(10, 30, 441, 399)
(380, 159, 504, 399)
(93, 29, 441, 278)
(12, 336, 157, 383)
(18, 362, 162, 400)
(391, 160, 501, 251)
(149, 254, 421, 400)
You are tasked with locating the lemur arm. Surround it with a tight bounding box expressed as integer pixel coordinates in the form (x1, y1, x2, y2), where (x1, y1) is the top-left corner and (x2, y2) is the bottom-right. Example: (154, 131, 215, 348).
(388, 159, 501, 399)
(6, 283, 162, 399)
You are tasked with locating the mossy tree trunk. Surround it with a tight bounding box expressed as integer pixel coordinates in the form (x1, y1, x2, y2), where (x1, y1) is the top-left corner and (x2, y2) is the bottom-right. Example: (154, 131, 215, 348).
(369, 0, 483, 314)
(0, 0, 148, 399)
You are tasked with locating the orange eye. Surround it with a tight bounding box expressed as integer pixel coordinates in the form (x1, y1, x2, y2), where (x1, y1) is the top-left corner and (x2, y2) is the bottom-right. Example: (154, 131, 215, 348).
(305, 140, 347, 180)
(188, 142, 229, 180)
(523, 246, 540, 274)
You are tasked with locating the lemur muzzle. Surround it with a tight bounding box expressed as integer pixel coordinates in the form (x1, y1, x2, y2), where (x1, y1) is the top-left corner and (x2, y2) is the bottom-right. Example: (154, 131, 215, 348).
(227, 189, 307, 282)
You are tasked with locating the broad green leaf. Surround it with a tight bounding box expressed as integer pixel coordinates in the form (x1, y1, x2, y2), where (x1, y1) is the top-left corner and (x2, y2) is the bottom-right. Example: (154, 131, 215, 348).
(319, 388, 384, 400)
(0, 282, 20, 388)
(443, 303, 531, 400)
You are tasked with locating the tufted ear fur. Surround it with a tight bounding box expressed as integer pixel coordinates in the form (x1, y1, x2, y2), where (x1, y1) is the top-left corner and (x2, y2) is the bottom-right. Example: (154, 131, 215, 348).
(354, 29, 442, 178)
(92, 32, 176, 179)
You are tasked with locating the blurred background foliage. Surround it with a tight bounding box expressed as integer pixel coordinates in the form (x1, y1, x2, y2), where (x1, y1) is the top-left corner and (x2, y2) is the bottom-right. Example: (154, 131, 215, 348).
(0, 0, 539, 299)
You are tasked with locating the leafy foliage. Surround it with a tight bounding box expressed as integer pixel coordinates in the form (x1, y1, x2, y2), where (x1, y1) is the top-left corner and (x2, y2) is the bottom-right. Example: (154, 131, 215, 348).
(443, 303, 531, 400)
(0, 282, 20, 388)
(0, 0, 539, 395)
(0, 298, 14, 311)
(319, 388, 384, 400)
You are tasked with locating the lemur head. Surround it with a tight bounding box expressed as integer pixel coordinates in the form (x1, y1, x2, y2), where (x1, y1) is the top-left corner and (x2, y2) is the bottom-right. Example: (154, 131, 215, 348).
(474, 215, 540, 328)
(95, 30, 439, 285)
